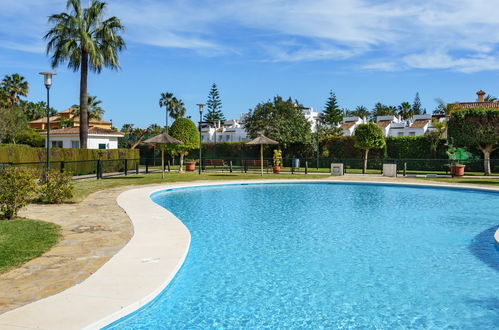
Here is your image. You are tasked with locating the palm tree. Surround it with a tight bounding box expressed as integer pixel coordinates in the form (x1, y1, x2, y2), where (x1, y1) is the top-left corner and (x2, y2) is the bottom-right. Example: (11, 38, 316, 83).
(485, 94, 497, 101)
(170, 98, 186, 120)
(159, 92, 175, 134)
(45, 0, 125, 148)
(1, 74, 29, 106)
(397, 101, 413, 120)
(434, 98, 456, 116)
(72, 95, 105, 120)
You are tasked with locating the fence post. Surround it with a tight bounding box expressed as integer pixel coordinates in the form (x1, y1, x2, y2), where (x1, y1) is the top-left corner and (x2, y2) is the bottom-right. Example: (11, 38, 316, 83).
(403, 162, 407, 176)
(60, 161, 65, 173)
(124, 159, 128, 176)
(96, 160, 101, 179)
(136, 161, 139, 175)
(145, 158, 149, 174)
(305, 161, 308, 174)
(167, 160, 171, 172)
(229, 161, 233, 173)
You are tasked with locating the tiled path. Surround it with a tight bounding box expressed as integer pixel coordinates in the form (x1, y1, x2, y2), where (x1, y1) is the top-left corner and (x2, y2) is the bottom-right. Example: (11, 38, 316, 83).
(0, 187, 134, 314)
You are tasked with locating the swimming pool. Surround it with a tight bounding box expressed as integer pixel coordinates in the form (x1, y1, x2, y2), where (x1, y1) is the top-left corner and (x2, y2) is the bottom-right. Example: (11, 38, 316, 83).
(106, 182, 499, 329)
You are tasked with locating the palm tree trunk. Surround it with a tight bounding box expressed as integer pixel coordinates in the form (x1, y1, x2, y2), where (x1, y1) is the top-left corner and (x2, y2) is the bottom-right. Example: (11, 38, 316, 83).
(79, 50, 89, 149)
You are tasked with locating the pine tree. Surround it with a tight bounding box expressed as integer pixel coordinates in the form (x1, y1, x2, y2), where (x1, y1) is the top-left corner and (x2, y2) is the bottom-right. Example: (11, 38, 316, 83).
(323, 91, 343, 126)
(412, 92, 425, 115)
(204, 83, 225, 122)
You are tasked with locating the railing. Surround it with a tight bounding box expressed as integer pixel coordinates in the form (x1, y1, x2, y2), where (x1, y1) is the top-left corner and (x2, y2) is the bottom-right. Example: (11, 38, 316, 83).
(1, 157, 497, 180)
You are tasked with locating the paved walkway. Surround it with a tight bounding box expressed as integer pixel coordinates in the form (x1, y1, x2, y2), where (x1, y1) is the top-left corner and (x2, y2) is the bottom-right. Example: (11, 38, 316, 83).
(0, 175, 497, 318)
(0, 187, 134, 314)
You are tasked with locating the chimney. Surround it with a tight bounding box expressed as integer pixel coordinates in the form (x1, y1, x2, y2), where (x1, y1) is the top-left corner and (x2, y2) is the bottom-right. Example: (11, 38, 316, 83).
(477, 90, 486, 102)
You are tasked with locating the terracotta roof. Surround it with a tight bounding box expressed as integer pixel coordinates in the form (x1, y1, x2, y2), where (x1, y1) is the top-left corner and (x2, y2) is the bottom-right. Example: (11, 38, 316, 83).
(29, 116, 61, 124)
(59, 107, 75, 113)
(454, 102, 499, 109)
(72, 116, 112, 124)
(40, 127, 123, 136)
(339, 121, 356, 130)
(476, 90, 486, 96)
(377, 120, 392, 128)
(410, 119, 430, 129)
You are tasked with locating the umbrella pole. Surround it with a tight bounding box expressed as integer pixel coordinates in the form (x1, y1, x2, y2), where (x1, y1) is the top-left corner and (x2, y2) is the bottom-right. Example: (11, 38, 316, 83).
(260, 144, 263, 176)
(161, 146, 165, 179)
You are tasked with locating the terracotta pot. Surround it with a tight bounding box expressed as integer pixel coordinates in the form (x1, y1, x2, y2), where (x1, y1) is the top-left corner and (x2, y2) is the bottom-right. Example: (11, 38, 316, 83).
(185, 162, 196, 172)
(273, 166, 281, 174)
(450, 164, 465, 177)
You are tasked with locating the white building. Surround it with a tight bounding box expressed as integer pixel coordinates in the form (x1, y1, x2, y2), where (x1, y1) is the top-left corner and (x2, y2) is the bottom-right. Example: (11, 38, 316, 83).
(339, 117, 367, 136)
(382, 114, 435, 137)
(200, 116, 249, 142)
(302, 108, 321, 132)
(41, 127, 124, 149)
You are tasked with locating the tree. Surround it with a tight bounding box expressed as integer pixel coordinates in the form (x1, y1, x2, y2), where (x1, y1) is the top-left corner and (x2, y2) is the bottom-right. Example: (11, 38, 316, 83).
(485, 94, 497, 101)
(397, 101, 413, 120)
(323, 91, 342, 126)
(169, 118, 199, 171)
(412, 92, 425, 115)
(372, 102, 396, 119)
(72, 95, 105, 120)
(1, 74, 29, 106)
(347, 105, 370, 119)
(447, 108, 499, 175)
(0, 106, 28, 144)
(354, 122, 386, 174)
(244, 96, 312, 151)
(434, 98, 456, 116)
(204, 83, 225, 122)
(18, 100, 57, 121)
(426, 119, 446, 158)
(45, 0, 125, 149)
(170, 98, 186, 120)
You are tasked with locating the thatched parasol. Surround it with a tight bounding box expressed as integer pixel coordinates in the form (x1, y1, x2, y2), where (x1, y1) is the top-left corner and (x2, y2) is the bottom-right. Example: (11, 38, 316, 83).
(245, 132, 279, 176)
(144, 133, 183, 178)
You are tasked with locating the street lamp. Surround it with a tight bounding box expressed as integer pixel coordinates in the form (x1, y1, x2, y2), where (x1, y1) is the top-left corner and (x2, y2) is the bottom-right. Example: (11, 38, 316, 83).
(197, 104, 205, 175)
(315, 115, 322, 170)
(39, 72, 56, 174)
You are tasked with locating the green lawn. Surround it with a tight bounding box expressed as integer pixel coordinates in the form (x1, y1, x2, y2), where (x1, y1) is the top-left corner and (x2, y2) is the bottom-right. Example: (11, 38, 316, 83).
(0, 219, 61, 273)
(421, 177, 499, 186)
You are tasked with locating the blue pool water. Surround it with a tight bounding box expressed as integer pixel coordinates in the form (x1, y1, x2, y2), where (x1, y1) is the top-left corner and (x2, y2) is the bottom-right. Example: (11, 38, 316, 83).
(107, 183, 499, 329)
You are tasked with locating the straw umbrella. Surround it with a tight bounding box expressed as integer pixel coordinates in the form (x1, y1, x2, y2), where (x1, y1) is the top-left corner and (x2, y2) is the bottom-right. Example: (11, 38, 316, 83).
(245, 132, 279, 176)
(144, 133, 183, 178)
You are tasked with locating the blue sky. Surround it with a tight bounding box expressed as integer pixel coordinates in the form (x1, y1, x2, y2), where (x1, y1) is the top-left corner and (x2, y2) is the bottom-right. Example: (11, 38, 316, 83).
(1, 0, 499, 129)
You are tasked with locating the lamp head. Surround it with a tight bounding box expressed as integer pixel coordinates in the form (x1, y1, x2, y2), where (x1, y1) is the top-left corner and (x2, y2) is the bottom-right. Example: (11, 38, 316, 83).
(39, 72, 56, 88)
(197, 103, 205, 114)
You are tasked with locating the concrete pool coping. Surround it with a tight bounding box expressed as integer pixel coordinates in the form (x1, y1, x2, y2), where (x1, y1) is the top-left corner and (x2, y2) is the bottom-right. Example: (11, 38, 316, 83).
(0, 178, 498, 329)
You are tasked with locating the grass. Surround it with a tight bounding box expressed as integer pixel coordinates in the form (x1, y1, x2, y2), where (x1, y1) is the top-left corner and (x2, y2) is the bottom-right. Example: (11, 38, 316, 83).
(0, 219, 61, 273)
(72, 171, 329, 202)
(421, 177, 499, 186)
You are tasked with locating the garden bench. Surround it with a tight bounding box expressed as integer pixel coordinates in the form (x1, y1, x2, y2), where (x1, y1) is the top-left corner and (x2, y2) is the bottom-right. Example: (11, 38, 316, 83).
(243, 159, 270, 173)
(203, 159, 228, 172)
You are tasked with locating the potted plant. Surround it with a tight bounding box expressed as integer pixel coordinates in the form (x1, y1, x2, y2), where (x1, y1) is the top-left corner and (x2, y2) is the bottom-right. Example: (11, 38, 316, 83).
(446, 144, 471, 177)
(185, 159, 196, 172)
(273, 149, 282, 174)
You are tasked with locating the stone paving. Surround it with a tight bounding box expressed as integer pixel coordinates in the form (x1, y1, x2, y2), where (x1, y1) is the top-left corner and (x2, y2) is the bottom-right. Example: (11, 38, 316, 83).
(0, 187, 134, 314)
(0, 175, 497, 315)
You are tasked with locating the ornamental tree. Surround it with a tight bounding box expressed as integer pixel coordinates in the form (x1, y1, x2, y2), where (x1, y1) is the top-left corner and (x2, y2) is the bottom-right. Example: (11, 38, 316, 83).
(354, 123, 386, 173)
(323, 91, 342, 126)
(204, 83, 225, 122)
(169, 118, 200, 171)
(447, 108, 499, 175)
(244, 96, 312, 152)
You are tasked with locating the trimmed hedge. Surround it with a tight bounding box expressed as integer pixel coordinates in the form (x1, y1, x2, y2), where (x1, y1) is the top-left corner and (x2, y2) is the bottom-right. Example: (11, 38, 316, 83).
(0, 145, 139, 175)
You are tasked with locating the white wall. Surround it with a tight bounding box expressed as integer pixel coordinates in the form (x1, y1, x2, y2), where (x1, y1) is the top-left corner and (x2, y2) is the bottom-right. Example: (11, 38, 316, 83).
(46, 134, 120, 149)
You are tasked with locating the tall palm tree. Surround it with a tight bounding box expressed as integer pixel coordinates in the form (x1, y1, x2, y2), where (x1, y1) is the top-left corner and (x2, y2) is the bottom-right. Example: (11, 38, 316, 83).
(72, 95, 105, 120)
(170, 98, 186, 120)
(45, 0, 125, 148)
(397, 101, 413, 120)
(1, 73, 29, 106)
(485, 94, 497, 101)
(159, 92, 176, 134)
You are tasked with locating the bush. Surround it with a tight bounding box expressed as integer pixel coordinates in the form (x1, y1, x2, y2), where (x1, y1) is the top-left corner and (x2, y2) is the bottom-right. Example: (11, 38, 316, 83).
(0, 167, 39, 219)
(39, 169, 74, 204)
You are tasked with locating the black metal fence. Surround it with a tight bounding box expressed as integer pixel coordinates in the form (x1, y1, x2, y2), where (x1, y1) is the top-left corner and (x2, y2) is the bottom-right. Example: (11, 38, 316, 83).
(1, 157, 497, 179)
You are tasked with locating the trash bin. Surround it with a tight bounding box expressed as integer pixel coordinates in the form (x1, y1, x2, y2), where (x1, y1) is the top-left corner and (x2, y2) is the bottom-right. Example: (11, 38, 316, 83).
(292, 158, 300, 168)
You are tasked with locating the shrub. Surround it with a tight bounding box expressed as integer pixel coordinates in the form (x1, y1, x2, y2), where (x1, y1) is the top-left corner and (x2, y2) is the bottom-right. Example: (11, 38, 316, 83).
(169, 118, 200, 170)
(39, 169, 74, 204)
(354, 123, 386, 173)
(0, 167, 39, 219)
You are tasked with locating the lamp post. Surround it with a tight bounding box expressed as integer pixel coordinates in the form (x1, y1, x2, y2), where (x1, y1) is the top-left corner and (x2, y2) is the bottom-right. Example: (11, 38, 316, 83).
(197, 104, 205, 175)
(39, 72, 56, 174)
(316, 116, 321, 170)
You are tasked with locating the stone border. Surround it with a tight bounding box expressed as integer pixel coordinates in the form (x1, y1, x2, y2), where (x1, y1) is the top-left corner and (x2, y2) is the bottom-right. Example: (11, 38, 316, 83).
(0, 178, 498, 329)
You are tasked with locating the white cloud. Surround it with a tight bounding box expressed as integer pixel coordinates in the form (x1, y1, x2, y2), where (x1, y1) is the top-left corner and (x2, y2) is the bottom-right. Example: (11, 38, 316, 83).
(3, 0, 499, 72)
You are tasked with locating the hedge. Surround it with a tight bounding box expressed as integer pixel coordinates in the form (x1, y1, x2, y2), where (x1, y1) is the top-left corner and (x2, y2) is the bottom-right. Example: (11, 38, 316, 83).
(0, 145, 139, 175)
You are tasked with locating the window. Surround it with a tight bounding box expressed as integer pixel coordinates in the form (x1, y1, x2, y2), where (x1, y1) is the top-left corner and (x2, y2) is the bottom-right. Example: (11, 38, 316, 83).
(397, 132, 404, 137)
(409, 132, 416, 136)
(71, 141, 80, 149)
(51, 141, 63, 148)
(98, 143, 107, 149)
